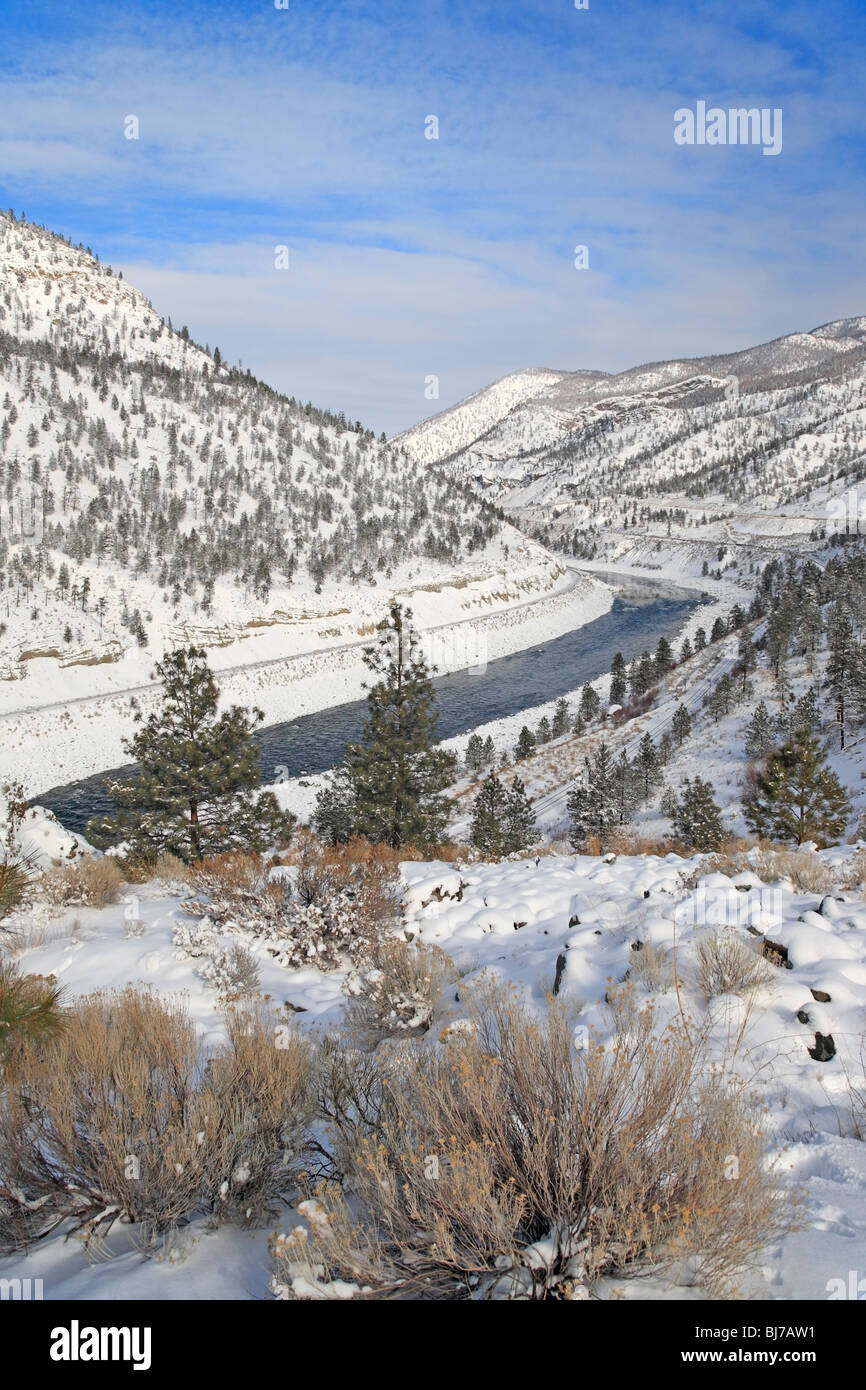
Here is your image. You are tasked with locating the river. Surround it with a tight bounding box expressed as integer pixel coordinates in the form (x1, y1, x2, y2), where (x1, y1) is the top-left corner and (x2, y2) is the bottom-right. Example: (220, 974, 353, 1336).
(36, 572, 706, 835)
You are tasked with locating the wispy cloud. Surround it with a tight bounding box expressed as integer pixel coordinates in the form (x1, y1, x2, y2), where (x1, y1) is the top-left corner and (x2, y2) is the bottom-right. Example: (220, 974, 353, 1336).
(1, 0, 864, 432)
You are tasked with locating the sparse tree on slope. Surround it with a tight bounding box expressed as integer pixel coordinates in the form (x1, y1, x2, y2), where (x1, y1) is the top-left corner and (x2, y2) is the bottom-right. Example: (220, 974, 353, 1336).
(87, 645, 295, 862)
(744, 730, 850, 848)
(672, 777, 725, 852)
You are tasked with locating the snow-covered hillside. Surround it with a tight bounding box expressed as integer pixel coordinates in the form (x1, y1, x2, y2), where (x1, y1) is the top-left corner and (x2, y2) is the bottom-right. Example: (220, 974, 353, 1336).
(394, 321, 866, 576)
(0, 212, 612, 792)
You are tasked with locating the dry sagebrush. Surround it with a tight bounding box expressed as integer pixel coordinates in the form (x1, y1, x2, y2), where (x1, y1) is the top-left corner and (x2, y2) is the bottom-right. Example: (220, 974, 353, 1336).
(0, 988, 314, 1254)
(272, 982, 791, 1300)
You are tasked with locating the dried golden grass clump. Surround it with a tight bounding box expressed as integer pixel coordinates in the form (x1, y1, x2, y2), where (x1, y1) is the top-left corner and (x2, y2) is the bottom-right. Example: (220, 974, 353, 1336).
(695, 928, 776, 1001)
(274, 982, 791, 1300)
(0, 988, 314, 1254)
(41, 855, 125, 909)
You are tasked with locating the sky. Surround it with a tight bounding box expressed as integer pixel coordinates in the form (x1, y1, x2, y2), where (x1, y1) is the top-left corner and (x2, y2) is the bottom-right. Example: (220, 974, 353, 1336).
(1, 0, 865, 435)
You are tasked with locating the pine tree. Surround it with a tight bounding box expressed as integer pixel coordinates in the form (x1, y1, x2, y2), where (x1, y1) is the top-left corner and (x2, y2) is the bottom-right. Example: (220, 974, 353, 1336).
(329, 602, 456, 848)
(313, 766, 357, 846)
(503, 777, 536, 853)
(536, 715, 552, 745)
(613, 750, 640, 823)
(465, 733, 485, 773)
(481, 735, 496, 767)
(679, 636, 693, 664)
(609, 652, 627, 706)
(515, 725, 537, 761)
(673, 777, 725, 851)
(671, 704, 691, 745)
(710, 616, 728, 643)
(87, 646, 295, 861)
(635, 732, 662, 800)
(827, 605, 857, 750)
(551, 697, 570, 738)
(737, 631, 757, 693)
(567, 741, 618, 846)
(744, 730, 850, 847)
(744, 700, 776, 759)
(469, 773, 509, 856)
(693, 627, 707, 653)
(654, 635, 674, 678)
(579, 683, 601, 722)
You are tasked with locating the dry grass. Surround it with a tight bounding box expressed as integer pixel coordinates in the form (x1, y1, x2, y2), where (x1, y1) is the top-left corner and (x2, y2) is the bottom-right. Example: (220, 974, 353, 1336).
(0, 987, 314, 1254)
(695, 929, 776, 1001)
(692, 843, 866, 896)
(629, 940, 674, 993)
(41, 855, 125, 909)
(274, 981, 791, 1300)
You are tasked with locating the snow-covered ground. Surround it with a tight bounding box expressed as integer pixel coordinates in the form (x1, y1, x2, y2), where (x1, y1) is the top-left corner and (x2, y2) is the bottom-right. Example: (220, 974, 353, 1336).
(2, 838, 865, 1300)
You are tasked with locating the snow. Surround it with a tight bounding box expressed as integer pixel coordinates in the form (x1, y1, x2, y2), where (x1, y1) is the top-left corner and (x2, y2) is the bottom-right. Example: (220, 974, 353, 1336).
(2, 842, 865, 1300)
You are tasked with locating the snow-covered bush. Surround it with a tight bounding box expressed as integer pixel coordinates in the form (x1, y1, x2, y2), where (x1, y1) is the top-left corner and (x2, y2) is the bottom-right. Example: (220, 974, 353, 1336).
(200, 943, 261, 1000)
(173, 916, 220, 960)
(184, 837, 402, 972)
(343, 939, 456, 1046)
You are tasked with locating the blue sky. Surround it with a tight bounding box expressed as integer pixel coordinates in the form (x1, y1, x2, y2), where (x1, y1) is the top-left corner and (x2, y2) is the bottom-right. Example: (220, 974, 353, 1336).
(1, 0, 865, 433)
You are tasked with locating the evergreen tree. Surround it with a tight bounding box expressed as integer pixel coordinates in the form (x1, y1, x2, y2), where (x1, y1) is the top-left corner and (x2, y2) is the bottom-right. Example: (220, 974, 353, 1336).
(658, 731, 673, 766)
(551, 697, 570, 738)
(737, 631, 756, 693)
(567, 742, 618, 846)
(744, 730, 850, 847)
(671, 703, 691, 745)
(679, 636, 693, 664)
(313, 766, 357, 846)
(827, 605, 857, 750)
(87, 646, 295, 861)
(572, 710, 587, 737)
(613, 749, 640, 823)
(659, 785, 679, 820)
(469, 773, 509, 856)
(503, 777, 536, 853)
(710, 616, 727, 643)
(465, 733, 485, 773)
(635, 732, 662, 800)
(579, 683, 601, 722)
(515, 725, 537, 761)
(609, 652, 627, 706)
(325, 602, 456, 848)
(654, 635, 674, 678)
(536, 715, 552, 745)
(481, 735, 496, 767)
(693, 627, 707, 653)
(745, 700, 776, 759)
(673, 777, 725, 851)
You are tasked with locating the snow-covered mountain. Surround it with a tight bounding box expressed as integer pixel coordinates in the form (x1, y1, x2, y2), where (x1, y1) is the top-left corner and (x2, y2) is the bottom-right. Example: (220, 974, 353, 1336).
(394, 321, 866, 568)
(0, 211, 579, 679)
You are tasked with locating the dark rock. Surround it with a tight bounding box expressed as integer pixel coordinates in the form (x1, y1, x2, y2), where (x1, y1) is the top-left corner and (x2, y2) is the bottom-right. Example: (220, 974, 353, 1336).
(810, 988, 831, 1003)
(631, 940, 644, 952)
(796, 1009, 810, 1025)
(808, 1032, 836, 1062)
(568, 914, 580, 926)
(553, 952, 568, 996)
(513, 921, 527, 931)
(761, 938, 792, 969)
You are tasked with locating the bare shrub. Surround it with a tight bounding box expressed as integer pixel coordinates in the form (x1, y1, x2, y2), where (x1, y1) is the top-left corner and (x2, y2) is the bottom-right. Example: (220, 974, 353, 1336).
(694, 843, 855, 895)
(696, 929, 775, 1001)
(344, 939, 457, 1047)
(0, 987, 314, 1253)
(41, 855, 125, 909)
(629, 941, 674, 993)
(273, 983, 790, 1299)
